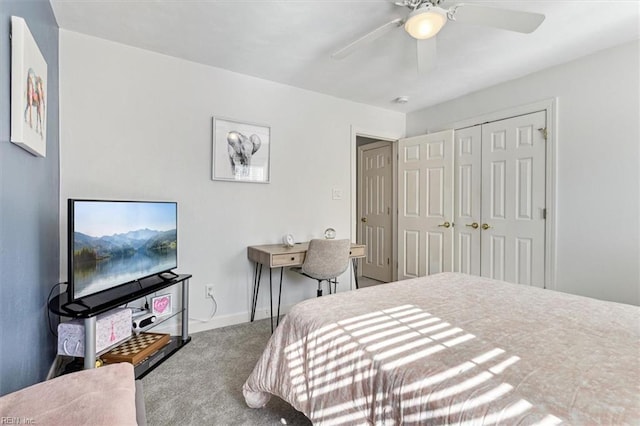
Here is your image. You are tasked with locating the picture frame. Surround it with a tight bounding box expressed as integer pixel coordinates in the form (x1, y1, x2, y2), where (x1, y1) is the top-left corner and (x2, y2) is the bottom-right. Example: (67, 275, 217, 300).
(151, 294, 173, 317)
(212, 116, 270, 183)
(11, 16, 47, 157)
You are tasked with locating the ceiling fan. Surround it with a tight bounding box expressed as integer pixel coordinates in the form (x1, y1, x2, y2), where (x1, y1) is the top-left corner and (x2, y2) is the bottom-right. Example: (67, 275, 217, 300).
(331, 0, 545, 74)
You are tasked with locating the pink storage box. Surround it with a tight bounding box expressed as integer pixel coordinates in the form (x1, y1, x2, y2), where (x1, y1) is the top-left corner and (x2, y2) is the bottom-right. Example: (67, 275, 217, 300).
(57, 308, 132, 357)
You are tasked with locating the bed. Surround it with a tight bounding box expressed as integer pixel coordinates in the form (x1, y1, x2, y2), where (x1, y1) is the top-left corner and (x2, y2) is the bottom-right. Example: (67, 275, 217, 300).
(243, 272, 640, 425)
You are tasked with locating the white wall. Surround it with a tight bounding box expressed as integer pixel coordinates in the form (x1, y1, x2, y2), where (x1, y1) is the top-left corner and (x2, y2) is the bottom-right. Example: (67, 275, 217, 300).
(407, 40, 640, 306)
(59, 30, 405, 331)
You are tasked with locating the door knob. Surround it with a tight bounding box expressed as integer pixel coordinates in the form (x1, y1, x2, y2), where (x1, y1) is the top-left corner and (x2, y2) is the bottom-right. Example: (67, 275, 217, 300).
(437, 221, 451, 228)
(361, 217, 367, 223)
(482, 223, 491, 230)
(465, 222, 479, 229)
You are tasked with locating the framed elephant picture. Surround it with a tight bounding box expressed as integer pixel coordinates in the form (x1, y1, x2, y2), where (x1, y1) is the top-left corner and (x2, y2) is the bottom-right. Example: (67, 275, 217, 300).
(11, 16, 48, 157)
(212, 116, 271, 183)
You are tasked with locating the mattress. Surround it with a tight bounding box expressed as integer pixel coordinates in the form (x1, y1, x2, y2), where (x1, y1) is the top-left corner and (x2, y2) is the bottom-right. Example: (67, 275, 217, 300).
(243, 272, 640, 425)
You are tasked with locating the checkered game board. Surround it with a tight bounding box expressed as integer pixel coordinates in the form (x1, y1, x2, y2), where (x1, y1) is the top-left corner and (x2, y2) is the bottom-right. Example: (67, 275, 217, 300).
(102, 332, 170, 365)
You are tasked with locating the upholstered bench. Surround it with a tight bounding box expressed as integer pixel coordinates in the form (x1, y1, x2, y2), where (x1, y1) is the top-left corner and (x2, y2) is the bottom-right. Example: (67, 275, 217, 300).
(0, 363, 145, 425)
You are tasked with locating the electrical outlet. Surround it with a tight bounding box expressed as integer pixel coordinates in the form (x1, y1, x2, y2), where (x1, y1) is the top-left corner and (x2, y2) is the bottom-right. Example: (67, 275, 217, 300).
(205, 285, 214, 298)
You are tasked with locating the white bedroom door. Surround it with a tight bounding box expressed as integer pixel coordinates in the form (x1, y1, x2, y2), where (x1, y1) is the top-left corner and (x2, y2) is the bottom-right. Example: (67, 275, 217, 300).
(359, 142, 393, 282)
(397, 130, 454, 280)
(480, 111, 546, 287)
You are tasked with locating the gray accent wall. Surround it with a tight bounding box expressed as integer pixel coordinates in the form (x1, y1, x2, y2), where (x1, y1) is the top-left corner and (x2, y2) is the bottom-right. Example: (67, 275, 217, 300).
(1, 0, 60, 395)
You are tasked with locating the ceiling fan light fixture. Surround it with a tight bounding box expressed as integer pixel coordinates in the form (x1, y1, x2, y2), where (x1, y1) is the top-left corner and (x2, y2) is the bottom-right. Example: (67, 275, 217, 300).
(404, 5, 447, 40)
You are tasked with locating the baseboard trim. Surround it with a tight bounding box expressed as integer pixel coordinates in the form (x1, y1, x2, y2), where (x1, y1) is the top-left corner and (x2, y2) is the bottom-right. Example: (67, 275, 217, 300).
(188, 304, 293, 334)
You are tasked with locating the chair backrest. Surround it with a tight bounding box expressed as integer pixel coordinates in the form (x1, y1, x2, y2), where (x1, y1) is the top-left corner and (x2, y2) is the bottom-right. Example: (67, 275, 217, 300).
(301, 239, 351, 280)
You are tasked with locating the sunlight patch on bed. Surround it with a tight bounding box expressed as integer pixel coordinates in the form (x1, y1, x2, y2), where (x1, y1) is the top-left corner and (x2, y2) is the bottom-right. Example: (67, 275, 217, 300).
(336, 307, 407, 325)
(417, 321, 448, 333)
(284, 323, 338, 354)
(297, 359, 373, 393)
(281, 305, 557, 425)
(340, 316, 387, 331)
(307, 350, 366, 379)
(472, 348, 506, 364)
(384, 344, 448, 370)
(403, 383, 515, 421)
(308, 341, 359, 368)
(532, 414, 563, 425)
(299, 370, 377, 402)
(388, 307, 423, 318)
(365, 330, 421, 351)
(400, 371, 495, 408)
(358, 325, 415, 344)
(350, 320, 406, 337)
(374, 337, 437, 361)
(489, 355, 521, 374)
(310, 393, 394, 421)
(455, 399, 534, 425)
(443, 333, 476, 347)
(394, 361, 478, 394)
(430, 326, 463, 340)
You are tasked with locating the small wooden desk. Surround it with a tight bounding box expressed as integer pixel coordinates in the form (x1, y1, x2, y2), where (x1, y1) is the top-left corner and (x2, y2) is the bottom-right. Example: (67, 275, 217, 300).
(248, 242, 366, 331)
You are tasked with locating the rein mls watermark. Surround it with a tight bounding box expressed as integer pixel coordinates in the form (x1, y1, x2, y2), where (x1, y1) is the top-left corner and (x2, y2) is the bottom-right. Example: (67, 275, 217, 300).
(1, 417, 35, 424)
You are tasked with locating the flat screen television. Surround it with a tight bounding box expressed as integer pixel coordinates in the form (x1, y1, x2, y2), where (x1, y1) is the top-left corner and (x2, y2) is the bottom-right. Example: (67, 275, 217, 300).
(68, 199, 178, 301)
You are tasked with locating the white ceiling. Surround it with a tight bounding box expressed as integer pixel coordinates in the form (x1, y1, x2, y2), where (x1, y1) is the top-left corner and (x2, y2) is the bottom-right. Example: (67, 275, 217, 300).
(50, 0, 640, 113)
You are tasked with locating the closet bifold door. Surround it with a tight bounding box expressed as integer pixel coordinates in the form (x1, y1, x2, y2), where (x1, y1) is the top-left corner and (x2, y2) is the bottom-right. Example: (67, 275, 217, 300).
(453, 110, 547, 287)
(397, 130, 454, 280)
(480, 111, 546, 287)
(453, 125, 482, 276)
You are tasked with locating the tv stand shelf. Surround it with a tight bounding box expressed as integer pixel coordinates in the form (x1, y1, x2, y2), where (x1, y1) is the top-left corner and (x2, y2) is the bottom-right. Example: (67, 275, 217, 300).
(49, 273, 192, 377)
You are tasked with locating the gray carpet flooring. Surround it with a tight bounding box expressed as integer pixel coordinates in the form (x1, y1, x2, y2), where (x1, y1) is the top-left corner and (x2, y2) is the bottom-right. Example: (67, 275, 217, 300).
(142, 318, 312, 426)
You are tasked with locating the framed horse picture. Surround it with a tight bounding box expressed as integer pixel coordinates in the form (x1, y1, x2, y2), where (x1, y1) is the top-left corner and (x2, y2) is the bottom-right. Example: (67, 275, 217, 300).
(11, 16, 48, 157)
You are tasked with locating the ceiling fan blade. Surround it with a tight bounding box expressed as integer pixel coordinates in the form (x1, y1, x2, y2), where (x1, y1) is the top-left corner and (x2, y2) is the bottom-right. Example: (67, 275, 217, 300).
(417, 37, 437, 75)
(452, 4, 545, 34)
(332, 18, 404, 59)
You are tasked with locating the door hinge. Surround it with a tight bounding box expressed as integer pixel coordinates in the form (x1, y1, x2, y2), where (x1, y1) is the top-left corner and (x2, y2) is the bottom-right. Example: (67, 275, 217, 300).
(542, 208, 547, 219)
(538, 127, 548, 141)
(387, 258, 390, 265)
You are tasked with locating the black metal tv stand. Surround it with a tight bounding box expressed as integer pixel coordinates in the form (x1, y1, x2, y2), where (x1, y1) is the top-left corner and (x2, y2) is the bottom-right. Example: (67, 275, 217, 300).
(48, 273, 192, 378)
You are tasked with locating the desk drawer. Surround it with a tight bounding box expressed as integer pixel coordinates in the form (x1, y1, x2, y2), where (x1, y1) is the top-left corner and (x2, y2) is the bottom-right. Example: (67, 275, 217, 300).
(349, 245, 366, 258)
(272, 252, 305, 267)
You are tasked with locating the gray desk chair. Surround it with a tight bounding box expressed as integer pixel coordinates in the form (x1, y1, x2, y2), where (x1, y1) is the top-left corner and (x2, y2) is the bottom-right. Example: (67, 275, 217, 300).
(291, 239, 351, 297)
